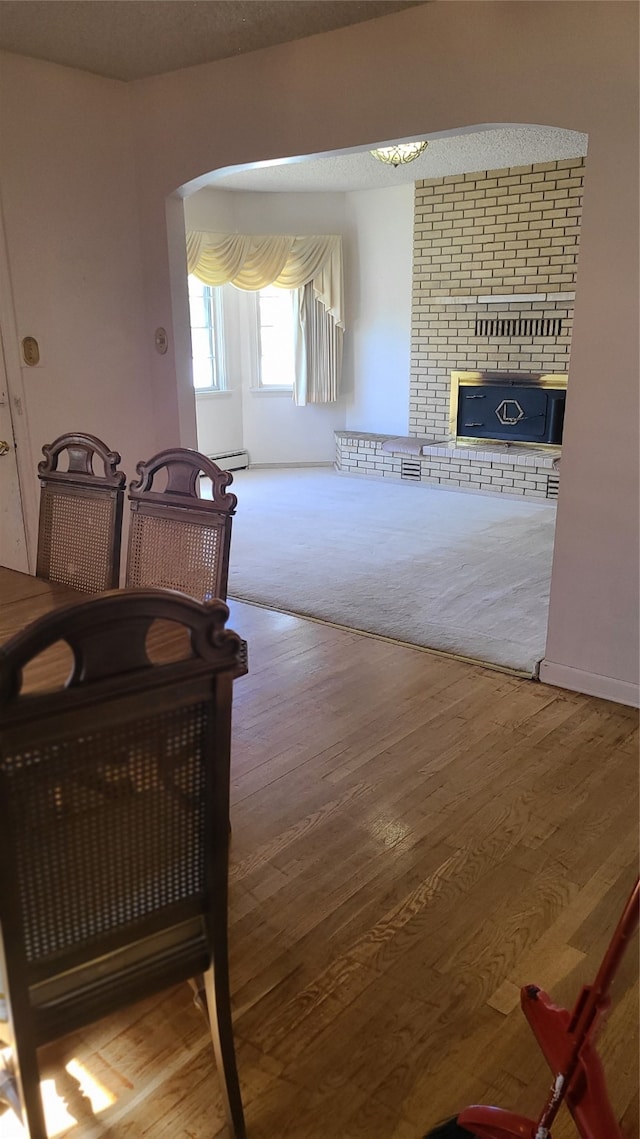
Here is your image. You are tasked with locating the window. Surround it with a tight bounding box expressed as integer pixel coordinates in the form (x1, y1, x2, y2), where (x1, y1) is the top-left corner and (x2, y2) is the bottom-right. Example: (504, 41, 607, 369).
(188, 275, 225, 391)
(256, 285, 296, 388)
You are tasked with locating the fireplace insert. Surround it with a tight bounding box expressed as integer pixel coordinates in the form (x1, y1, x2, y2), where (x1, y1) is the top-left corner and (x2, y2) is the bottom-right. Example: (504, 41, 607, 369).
(449, 371, 568, 446)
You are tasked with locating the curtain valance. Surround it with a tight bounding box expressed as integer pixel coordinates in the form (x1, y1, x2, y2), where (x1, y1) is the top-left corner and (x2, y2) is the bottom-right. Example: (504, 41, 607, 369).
(186, 231, 344, 328)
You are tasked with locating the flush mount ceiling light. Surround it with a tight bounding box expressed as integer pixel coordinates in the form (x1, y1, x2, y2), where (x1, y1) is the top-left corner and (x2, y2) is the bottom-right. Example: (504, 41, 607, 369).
(369, 140, 428, 167)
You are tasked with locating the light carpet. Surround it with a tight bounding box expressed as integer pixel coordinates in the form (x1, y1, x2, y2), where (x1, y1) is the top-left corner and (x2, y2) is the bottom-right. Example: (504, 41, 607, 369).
(225, 467, 557, 675)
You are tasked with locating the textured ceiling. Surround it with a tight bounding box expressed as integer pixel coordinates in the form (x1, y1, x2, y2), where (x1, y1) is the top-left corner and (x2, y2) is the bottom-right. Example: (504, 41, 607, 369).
(204, 127, 588, 194)
(0, 0, 427, 81)
(0, 3, 588, 196)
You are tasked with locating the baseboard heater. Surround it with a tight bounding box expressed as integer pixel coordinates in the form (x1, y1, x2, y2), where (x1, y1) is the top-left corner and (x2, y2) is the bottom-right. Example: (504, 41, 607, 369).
(208, 449, 249, 472)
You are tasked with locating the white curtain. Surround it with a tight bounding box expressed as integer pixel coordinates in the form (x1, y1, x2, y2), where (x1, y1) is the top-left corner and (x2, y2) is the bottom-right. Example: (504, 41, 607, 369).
(293, 283, 343, 406)
(186, 231, 344, 403)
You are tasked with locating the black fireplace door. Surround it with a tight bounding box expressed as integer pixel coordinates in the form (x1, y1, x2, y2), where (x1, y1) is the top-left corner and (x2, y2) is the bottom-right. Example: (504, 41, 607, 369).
(457, 383, 565, 444)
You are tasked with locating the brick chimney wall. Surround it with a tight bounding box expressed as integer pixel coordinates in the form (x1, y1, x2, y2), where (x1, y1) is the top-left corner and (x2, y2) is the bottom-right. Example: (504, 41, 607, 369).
(410, 158, 585, 439)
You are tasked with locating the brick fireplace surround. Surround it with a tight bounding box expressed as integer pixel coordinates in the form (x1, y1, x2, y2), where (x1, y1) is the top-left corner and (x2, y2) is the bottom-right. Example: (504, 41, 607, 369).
(336, 157, 584, 500)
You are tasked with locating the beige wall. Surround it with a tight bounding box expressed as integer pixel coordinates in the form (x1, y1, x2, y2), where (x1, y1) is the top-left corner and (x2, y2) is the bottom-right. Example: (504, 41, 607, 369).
(0, 2, 637, 701)
(344, 183, 414, 435)
(0, 53, 156, 555)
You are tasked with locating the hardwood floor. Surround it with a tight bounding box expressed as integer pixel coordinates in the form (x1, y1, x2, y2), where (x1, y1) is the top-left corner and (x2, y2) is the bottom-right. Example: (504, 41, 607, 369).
(1, 595, 638, 1138)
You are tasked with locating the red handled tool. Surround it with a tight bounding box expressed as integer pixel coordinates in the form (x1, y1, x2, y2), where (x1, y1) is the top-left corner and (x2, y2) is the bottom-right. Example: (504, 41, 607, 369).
(425, 876, 639, 1139)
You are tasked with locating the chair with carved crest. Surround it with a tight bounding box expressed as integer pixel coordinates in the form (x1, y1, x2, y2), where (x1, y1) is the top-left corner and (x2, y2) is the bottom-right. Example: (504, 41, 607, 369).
(0, 588, 247, 1139)
(36, 432, 125, 593)
(125, 448, 236, 602)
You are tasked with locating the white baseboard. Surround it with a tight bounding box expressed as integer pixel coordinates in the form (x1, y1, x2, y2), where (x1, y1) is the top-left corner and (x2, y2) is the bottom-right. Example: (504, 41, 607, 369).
(539, 659, 640, 708)
(248, 461, 333, 469)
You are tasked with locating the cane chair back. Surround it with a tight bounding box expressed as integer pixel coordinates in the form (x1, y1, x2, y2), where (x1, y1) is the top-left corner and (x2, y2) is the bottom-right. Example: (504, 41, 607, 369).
(36, 432, 125, 592)
(0, 589, 247, 1139)
(126, 448, 237, 602)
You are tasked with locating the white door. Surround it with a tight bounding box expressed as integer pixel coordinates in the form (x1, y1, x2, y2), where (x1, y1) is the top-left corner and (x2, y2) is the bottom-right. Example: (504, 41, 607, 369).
(0, 337, 29, 572)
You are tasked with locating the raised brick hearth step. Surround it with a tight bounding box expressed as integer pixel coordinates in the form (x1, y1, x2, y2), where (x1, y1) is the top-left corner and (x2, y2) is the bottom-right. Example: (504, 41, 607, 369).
(335, 431, 560, 501)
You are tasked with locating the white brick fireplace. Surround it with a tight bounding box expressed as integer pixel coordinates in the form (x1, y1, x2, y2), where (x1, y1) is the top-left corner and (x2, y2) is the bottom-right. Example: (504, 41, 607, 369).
(336, 157, 584, 500)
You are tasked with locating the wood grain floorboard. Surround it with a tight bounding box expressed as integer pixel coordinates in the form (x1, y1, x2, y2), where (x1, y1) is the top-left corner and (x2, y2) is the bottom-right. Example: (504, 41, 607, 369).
(0, 591, 637, 1138)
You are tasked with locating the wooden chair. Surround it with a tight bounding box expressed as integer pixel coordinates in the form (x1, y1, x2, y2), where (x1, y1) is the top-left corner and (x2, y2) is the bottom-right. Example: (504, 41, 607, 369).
(0, 589, 247, 1138)
(126, 448, 237, 601)
(36, 432, 125, 593)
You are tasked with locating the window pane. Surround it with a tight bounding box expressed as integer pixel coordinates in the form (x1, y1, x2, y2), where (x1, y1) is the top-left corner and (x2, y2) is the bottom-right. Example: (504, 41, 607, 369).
(188, 279, 207, 326)
(189, 310, 208, 331)
(259, 297, 279, 323)
(188, 275, 224, 391)
(193, 356, 215, 389)
(260, 327, 281, 356)
(191, 327, 212, 359)
(258, 287, 295, 387)
(261, 354, 284, 387)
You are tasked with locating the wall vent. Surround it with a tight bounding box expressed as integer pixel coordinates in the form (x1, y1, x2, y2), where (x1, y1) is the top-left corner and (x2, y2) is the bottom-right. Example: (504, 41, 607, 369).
(475, 316, 563, 338)
(208, 449, 249, 472)
(401, 458, 422, 481)
(546, 474, 560, 499)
